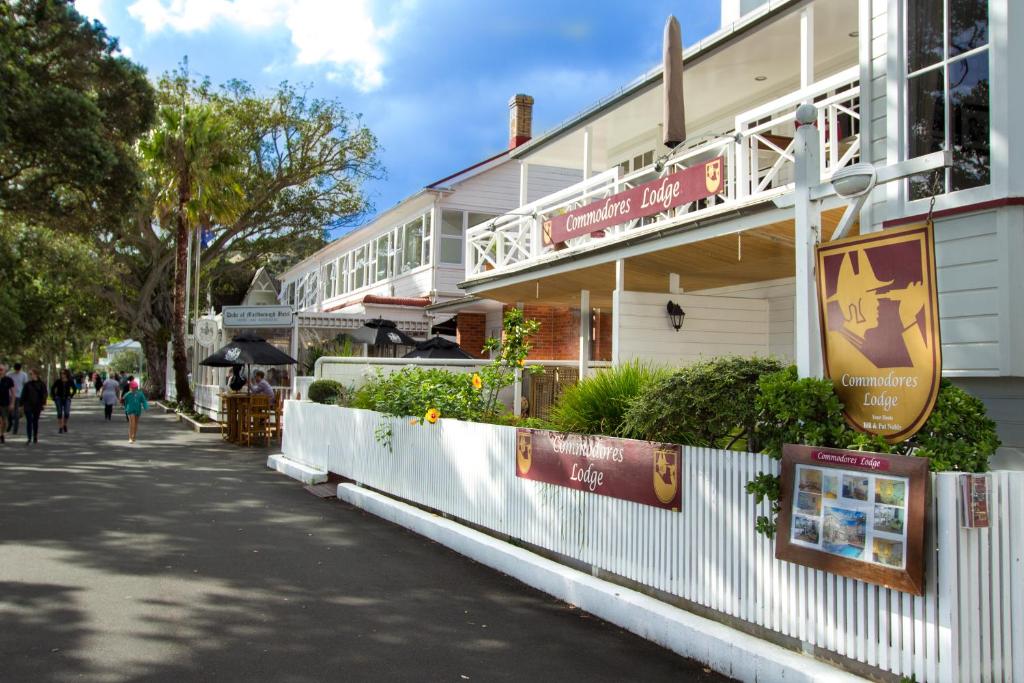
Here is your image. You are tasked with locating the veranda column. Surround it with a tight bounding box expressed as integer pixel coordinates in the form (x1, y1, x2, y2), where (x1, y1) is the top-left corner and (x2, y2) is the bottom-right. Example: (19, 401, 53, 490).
(611, 259, 624, 367)
(579, 289, 591, 379)
(793, 103, 823, 378)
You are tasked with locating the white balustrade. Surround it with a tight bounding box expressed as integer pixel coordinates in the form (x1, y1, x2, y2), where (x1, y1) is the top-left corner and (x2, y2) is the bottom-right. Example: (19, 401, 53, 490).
(465, 66, 861, 278)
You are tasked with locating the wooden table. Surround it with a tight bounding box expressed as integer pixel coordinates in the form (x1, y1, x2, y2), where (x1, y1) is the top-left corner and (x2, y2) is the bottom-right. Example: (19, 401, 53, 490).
(219, 392, 252, 444)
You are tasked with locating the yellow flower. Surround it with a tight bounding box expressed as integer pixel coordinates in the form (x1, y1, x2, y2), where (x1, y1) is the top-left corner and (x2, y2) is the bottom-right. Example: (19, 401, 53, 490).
(424, 408, 441, 424)
(518, 358, 526, 367)
(471, 373, 483, 390)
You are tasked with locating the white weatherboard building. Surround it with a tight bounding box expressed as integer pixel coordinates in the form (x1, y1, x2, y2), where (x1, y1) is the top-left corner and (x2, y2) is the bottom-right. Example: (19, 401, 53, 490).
(276, 96, 580, 356)
(459, 0, 1023, 467)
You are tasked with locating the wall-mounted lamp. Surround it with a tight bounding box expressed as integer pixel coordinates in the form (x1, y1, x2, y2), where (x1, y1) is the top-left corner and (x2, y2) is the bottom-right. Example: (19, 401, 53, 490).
(666, 300, 685, 331)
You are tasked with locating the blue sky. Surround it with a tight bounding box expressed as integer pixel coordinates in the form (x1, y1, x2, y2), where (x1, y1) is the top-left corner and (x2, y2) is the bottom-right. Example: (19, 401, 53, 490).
(76, 1, 721, 235)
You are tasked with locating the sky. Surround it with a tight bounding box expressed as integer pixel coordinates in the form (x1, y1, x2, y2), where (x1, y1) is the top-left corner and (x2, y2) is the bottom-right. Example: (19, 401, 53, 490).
(75, 0, 722, 236)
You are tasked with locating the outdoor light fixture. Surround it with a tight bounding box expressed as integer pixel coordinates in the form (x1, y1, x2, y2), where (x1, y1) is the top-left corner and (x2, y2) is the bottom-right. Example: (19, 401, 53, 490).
(831, 163, 877, 198)
(666, 300, 685, 331)
(754, 75, 768, 81)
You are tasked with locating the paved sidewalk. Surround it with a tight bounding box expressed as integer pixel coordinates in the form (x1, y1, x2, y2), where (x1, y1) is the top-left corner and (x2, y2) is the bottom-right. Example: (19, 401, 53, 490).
(0, 397, 731, 682)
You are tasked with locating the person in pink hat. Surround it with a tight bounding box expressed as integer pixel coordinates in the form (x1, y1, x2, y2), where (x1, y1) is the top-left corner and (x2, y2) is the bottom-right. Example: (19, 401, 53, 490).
(122, 380, 149, 443)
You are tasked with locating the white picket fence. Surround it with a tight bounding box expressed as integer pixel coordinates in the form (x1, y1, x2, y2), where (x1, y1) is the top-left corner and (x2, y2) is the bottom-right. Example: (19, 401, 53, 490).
(282, 402, 1024, 682)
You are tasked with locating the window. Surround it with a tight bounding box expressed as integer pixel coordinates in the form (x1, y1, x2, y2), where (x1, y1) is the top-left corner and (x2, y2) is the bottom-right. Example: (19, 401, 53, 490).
(295, 279, 305, 309)
(339, 254, 350, 294)
(906, 0, 989, 199)
(423, 212, 433, 264)
(286, 282, 295, 307)
(375, 233, 391, 282)
(322, 261, 336, 300)
(440, 210, 464, 265)
(305, 270, 318, 307)
(353, 246, 366, 290)
(614, 149, 654, 177)
(401, 216, 424, 272)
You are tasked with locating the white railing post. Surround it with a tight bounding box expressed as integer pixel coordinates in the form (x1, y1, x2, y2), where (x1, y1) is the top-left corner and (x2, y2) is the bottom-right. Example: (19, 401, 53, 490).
(793, 103, 823, 379)
(935, 473, 961, 683)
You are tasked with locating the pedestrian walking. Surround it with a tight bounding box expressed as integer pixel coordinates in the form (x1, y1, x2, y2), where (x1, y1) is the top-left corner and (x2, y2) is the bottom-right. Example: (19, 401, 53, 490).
(93, 372, 103, 395)
(21, 369, 47, 445)
(101, 374, 121, 420)
(6, 362, 28, 435)
(123, 380, 148, 443)
(0, 364, 14, 444)
(121, 375, 135, 421)
(50, 368, 78, 433)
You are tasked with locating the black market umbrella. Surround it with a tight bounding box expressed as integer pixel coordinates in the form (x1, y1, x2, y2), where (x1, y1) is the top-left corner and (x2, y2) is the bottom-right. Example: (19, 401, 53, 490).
(200, 332, 298, 367)
(403, 336, 474, 360)
(342, 318, 418, 348)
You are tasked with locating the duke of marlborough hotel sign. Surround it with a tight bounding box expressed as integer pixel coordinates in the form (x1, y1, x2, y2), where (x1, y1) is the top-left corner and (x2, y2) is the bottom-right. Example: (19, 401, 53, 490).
(816, 223, 941, 443)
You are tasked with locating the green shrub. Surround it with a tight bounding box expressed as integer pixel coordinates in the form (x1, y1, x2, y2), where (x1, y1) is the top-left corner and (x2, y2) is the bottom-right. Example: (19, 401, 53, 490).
(307, 379, 346, 405)
(548, 361, 670, 437)
(747, 370, 1001, 537)
(350, 367, 484, 422)
(620, 356, 784, 449)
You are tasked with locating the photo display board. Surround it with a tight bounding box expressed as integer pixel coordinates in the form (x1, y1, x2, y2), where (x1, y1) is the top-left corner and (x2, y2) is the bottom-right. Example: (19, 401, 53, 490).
(776, 444, 929, 595)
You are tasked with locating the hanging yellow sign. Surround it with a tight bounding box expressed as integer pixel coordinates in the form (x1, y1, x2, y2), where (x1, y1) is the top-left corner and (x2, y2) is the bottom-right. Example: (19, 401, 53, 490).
(816, 222, 942, 443)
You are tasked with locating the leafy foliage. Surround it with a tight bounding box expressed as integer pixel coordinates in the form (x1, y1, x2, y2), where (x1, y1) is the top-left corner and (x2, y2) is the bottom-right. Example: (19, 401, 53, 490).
(620, 356, 784, 448)
(479, 308, 541, 415)
(747, 369, 1001, 537)
(549, 361, 670, 437)
(307, 379, 346, 405)
(0, 0, 155, 225)
(109, 350, 143, 375)
(351, 367, 485, 423)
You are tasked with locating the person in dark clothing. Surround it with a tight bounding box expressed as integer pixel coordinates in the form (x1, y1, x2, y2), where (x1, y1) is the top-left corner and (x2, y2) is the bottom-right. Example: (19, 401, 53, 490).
(0, 365, 13, 444)
(227, 365, 246, 392)
(50, 368, 78, 433)
(93, 372, 103, 395)
(20, 369, 47, 444)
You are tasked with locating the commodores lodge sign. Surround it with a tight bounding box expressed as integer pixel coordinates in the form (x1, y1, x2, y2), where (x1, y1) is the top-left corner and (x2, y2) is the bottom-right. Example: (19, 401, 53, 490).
(542, 156, 724, 245)
(816, 222, 942, 443)
(516, 429, 682, 511)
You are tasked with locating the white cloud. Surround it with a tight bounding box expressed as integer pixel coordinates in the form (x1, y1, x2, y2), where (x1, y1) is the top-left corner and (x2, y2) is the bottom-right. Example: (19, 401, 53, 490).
(126, 0, 410, 92)
(74, 0, 109, 25)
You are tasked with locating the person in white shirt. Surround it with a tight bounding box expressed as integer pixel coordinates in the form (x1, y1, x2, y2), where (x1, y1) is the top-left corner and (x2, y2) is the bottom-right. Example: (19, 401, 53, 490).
(249, 370, 275, 401)
(6, 362, 28, 435)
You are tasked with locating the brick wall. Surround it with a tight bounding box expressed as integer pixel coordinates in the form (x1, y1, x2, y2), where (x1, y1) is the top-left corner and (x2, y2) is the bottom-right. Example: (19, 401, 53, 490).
(520, 305, 578, 360)
(455, 313, 488, 359)
(593, 309, 613, 362)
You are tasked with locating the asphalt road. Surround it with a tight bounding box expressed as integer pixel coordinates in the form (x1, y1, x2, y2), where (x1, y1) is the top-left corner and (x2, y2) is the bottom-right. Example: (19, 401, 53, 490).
(0, 396, 732, 682)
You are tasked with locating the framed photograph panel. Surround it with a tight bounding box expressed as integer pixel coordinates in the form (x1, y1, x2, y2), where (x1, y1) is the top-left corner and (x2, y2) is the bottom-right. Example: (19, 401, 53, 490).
(776, 444, 929, 595)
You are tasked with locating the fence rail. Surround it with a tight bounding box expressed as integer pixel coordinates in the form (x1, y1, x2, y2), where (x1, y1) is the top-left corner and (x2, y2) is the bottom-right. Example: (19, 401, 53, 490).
(282, 402, 1023, 682)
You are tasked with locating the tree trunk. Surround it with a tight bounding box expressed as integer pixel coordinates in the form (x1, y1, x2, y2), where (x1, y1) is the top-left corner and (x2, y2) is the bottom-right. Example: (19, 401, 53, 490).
(141, 328, 169, 398)
(171, 203, 194, 408)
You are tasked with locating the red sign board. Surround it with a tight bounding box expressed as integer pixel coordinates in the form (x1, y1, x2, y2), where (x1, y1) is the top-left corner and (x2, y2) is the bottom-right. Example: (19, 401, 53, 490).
(515, 429, 682, 511)
(541, 156, 724, 245)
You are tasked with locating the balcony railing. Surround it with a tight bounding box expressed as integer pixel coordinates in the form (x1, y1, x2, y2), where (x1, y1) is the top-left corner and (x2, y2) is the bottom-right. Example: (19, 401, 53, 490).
(466, 66, 860, 278)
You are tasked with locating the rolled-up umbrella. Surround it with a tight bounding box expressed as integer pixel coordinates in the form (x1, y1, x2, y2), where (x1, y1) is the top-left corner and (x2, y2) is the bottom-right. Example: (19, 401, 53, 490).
(403, 336, 474, 360)
(341, 318, 418, 347)
(200, 332, 298, 367)
(662, 15, 686, 148)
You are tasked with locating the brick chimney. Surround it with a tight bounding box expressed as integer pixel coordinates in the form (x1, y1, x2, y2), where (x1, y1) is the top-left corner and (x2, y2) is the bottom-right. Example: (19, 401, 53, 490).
(508, 94, 534, 148)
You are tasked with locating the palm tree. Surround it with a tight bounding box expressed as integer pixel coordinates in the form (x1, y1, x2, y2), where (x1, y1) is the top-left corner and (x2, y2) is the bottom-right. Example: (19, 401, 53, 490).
(140, 103, 242, 407)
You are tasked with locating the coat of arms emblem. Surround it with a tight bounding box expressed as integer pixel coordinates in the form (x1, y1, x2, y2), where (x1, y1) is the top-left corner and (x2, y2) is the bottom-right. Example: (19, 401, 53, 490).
(516, 430, 532, 475)
(705, 158, 723, 194)
(653, 447, 679, 505)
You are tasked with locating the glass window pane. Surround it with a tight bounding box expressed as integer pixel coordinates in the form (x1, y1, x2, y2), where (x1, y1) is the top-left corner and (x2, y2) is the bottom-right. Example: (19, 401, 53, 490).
(441, 237, 462, 264)
(402, 219, 422, 272)
(441, 210, 462, 236)
(949, 0, 988, 58)
(467, 212, 497, 229)
(949, 51, 990, 191)
(907, 67, 945, 199)
(907, 0, 944, 73)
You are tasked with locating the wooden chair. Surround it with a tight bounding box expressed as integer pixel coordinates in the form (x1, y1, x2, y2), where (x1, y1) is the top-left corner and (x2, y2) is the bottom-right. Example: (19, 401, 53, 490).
(218, 394, 232, 441)
(242, 395, 272, 447)
(268, 390, 285, 446)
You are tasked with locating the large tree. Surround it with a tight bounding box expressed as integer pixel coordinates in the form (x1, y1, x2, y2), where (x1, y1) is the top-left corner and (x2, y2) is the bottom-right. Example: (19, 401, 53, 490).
(140, 101, 243, 407)
(0, 0, 155, 226)
(93, 75, 381, 397)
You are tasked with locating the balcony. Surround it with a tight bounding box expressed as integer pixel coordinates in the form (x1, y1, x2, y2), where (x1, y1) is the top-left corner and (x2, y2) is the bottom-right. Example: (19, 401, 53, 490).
(465, 66, 860, 280)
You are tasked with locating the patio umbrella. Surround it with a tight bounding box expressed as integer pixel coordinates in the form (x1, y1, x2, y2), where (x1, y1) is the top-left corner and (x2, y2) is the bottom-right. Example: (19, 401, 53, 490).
(342, 318, 418, 347)
(662, 15, 686, 148)
(403, 336, 474, 360)
(200, 332, 298, 367)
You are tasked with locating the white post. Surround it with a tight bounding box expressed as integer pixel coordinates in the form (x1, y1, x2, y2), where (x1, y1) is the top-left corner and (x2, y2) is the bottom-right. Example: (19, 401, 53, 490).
(800, 6, 815, 89)
(513, 368, 523, 418)
(793, 104, 823, 378)
(668, 272, 682, 294)
(612, 259, 624, 367)
(578, 289, 591, 379)
(290, 315, 300, 369)
(582, 126, 593, 180)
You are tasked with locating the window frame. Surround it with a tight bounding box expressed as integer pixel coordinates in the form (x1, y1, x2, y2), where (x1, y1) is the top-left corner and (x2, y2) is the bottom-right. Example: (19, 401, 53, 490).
(896, 0, 1000, 214)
